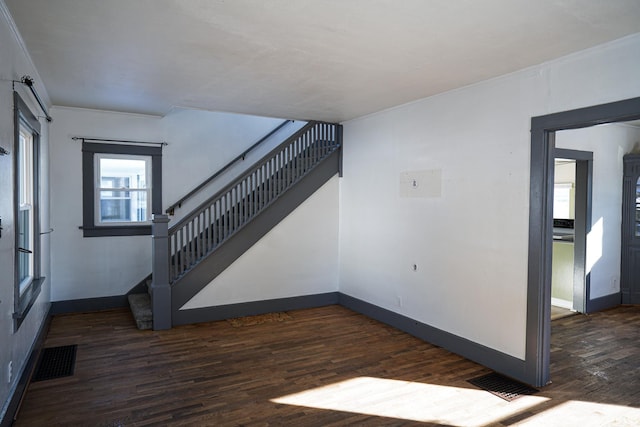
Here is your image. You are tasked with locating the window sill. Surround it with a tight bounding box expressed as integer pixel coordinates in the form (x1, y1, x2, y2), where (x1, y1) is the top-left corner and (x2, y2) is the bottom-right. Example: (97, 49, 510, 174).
(82, 224, 152, 237)
(14, 276, 45, 331)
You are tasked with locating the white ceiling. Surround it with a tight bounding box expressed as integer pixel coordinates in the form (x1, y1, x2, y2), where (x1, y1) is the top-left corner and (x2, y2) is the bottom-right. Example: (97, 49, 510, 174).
(5, 0, 640, 122)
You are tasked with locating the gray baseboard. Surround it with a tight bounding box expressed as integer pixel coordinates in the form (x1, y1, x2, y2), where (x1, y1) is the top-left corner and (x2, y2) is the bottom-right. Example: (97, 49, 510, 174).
(338, 293, 529, 385)
(50, 295, 129, 315)
(173, 292, 340, 326)
(40, 290, 600, 389)
(50, 274, 152, 316)
(586, 292, 621, 313)
(1, 306, 51, 427)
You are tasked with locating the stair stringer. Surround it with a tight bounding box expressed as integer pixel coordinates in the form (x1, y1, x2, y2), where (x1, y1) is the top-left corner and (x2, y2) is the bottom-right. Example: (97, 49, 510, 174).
(171, 148, 340, 326)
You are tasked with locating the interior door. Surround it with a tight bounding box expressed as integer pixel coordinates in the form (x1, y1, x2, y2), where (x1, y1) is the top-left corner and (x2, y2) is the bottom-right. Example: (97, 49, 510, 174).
(621, 154, 640, 304)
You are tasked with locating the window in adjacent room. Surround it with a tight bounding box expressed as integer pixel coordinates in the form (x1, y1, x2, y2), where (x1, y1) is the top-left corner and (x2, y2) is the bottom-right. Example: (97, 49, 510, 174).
(82, 143, 162, 237)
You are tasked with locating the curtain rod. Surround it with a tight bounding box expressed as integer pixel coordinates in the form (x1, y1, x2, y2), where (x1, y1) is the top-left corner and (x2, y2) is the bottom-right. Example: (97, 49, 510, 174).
(13, 75, 52, 122)
(72, 136, 168, 146)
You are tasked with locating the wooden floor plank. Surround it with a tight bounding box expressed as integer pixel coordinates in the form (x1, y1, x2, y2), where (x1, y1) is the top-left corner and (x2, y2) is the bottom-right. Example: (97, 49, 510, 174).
(13, 305, 640, 426)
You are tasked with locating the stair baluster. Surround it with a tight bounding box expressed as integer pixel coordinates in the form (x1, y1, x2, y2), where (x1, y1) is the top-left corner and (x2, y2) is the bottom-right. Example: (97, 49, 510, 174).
(145, 121, 341, 330)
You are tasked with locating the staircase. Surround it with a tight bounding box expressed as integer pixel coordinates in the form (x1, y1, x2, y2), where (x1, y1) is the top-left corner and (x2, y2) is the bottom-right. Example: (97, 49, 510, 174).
(128, 121, 342, 330)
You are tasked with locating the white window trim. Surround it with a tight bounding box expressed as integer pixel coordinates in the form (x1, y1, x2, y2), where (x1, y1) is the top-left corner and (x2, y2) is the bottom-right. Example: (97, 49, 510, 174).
(18, 125, 35, 295)
(94, 153, 153, 226)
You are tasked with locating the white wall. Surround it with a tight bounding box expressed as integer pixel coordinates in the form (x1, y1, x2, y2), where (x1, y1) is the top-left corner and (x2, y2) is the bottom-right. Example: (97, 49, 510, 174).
(556, 124, 640, 299)
(0, 3, 51, 419)
(162, 109, 305, 222)
(183, 176, 340, 309)
(339, 34, 640, 360)
(49, 107, 163, 301)
(48, 106, 301, 301)
(5, 7, 640, 414)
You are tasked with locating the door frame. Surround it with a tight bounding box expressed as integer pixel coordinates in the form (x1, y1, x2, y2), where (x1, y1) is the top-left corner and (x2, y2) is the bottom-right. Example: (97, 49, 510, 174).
(621, 154, 640, 304)
(553, 149, 593, 313)
(526, 96, 640, 387)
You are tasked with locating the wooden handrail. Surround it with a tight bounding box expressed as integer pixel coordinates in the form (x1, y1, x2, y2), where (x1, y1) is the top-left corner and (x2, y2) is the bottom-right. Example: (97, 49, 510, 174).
(164, 122, 340, 282)
(168, 121, 319, 233)
(165, 119, 294, 215)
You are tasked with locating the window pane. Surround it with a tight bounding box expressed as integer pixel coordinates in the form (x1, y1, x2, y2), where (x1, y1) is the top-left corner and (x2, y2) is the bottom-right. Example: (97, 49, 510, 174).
(18, 208, 33, 293)
(18, 125, 35, 294)
(99, 158, 147, 189)
(553, 183, 573, 219)
(134, 191, 148, 222)
(95, 155, 152, 225)
(19, 130, 34, 205)
(99, 190, 148, 223)
(101, 176, 130, 197)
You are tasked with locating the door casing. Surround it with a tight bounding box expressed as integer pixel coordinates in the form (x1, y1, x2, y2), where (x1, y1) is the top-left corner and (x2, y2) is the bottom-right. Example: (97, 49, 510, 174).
(526, 97, 640, 387)
(553, 149, 592, 314)
(621, 154, 640, 304)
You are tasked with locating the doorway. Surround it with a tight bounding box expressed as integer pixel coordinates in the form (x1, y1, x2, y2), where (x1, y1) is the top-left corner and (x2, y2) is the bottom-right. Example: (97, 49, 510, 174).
(551, 150, 592, 318)
(526, 96, 640, 387)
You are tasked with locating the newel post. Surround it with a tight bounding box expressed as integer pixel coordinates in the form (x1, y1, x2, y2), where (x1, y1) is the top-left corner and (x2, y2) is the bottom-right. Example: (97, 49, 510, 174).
(151, 214, 172, 330)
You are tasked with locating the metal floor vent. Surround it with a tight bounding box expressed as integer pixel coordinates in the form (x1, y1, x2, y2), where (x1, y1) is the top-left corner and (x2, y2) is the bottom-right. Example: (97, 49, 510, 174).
(32, 345, 77, 382)
(468, 372, 538, 402)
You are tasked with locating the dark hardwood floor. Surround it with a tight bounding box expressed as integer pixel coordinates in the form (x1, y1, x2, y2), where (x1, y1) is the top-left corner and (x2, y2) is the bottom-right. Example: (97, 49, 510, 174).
(14, 304, 640, 426)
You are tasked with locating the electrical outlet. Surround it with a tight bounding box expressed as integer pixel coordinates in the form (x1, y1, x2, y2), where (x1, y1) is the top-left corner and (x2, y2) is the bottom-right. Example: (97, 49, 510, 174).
(7, 361, 12, 383)
(397, 296, 403, 308)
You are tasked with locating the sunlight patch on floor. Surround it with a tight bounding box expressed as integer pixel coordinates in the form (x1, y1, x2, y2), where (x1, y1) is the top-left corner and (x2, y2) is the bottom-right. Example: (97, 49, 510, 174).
(513, 400, 640, 426)
(271, 376, 549, 426)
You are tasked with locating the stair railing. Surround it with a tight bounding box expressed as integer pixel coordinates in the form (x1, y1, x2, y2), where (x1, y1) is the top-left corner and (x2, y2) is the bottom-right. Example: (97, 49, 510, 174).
(164, 121, 340, 284)
(151, 121, 340, 330)
(165, 119, 294, 215)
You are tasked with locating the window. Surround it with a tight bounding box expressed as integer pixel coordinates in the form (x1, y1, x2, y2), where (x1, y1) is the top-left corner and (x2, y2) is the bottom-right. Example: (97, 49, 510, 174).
(95, 154, 152, 224)
(18, 127, 35, 294)
(82, 143, 162, 237)
(14, 92, 42, 331)
(553, 183, 574, 220)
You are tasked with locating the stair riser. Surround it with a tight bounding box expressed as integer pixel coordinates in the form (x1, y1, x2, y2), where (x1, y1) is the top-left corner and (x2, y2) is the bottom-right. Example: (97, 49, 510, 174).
(128, 293, 153, 330)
